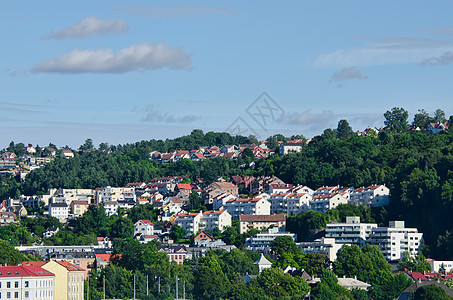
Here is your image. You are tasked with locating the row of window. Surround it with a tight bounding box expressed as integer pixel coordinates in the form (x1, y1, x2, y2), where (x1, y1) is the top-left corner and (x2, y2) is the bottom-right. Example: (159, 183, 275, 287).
(0, 290, 52, 299)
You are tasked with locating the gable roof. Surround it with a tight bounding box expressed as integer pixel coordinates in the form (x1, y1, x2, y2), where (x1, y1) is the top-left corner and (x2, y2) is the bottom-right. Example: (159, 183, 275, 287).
(0, 265, 54, 278)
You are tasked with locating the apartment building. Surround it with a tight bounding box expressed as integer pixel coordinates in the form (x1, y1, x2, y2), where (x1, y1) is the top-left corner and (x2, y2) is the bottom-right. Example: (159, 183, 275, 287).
(0, 265, 55, 300)
(173, 210, 232, 237)
(368, 221, 422, 260)
(269, 192, 311, 215)
(223, 197, 271, 220)
(326, 216, 378, 247)
(349, 185, 390, 207)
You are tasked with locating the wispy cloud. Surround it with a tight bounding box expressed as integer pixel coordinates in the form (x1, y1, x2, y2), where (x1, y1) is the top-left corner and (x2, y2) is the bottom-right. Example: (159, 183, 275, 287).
(31, 42, 192, 74)
(5, 68, 28, 77)
(134, 106, 201, 124)
(42, 16, 129, 40)
(313, 36, 453, 68)
(0, 101, 44, 113)
(111, 5, 237, 18)
(278, 110, 335, 130)
(328, 67, 368, 87)
(421, 51, 453, 66)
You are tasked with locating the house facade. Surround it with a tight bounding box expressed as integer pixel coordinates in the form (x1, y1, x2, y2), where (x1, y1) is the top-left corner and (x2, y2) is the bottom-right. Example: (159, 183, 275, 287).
(223, 197, 271, 220)
(239, 214, 286, 234)
(0, 265, 55, 300)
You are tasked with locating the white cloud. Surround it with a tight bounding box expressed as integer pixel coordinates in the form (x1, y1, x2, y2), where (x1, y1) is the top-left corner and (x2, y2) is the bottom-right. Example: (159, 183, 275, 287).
(42, 16, 129, 40)
(135, 106, 201, 124)
(313, 36, 453, 68)
(328, 67, 368, 87)
(32, 42, 192, 74)
(111, 5, 237, 18)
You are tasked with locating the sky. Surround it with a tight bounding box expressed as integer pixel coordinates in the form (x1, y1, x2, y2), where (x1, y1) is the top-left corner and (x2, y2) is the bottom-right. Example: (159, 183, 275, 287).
(2, 1, 453, 149)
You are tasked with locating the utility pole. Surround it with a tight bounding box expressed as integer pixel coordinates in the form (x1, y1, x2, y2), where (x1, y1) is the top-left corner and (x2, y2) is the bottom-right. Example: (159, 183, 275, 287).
(183, 280, 185, 300)
(175, 275, 178, 300)
(87, 276, 89, 300)
(146, 275, 149, 296)
(103, 276, 105, 300)
(133, 274, 136, 300)
(158, 276, 161, 294)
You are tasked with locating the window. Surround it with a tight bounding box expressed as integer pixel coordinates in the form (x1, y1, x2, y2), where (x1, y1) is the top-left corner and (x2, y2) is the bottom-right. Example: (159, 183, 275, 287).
(7, 282, 11, 288)
(14, 292, 18, 299)
(7, 292, 11, 299)
(24, 291, 29, 298)
(14, 282, 18, 288)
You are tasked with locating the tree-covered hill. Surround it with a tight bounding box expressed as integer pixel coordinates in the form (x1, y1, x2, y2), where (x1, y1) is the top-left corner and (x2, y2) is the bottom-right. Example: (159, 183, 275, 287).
(2, 115, 453, 258)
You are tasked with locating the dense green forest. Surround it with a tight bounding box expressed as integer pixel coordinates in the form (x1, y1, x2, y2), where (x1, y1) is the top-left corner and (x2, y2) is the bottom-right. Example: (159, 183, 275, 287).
(2, 109, 453, 259)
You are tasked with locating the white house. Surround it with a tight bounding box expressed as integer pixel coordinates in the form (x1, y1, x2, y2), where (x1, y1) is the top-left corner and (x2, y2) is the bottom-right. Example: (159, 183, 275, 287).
(310, 192, 349, 213)
(349, 185, 390, 207)
(0, 265, 55, 300)
(173, 212, 203, 236)
(279, 140, 304, 156)
(103, 201, 119, 216)
(298, 237, 343, 262)
(212, 193, 237, 210)
(223, 197, 271, 220)
(174, 210, 232, 237)
(199, 210, 232, 232)
(48, 202, 69, 222)
(134, 219, 154, 237)
(269, 192, 311, 215)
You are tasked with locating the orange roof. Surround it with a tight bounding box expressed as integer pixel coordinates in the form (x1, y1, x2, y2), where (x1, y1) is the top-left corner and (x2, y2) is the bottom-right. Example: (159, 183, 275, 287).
(21, 261, 47, 267)
(55, 260, 85, 272)
(95, 254, 112, 263)
(203, 210, 225, 215)
(177, 183, 193, 190)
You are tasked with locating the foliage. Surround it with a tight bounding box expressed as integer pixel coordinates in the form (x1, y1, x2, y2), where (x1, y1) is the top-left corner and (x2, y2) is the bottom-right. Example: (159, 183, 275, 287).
(413, 284, 453, 300)
(398, 252, 431, 272)
(384, 107, 409, 133)
(0, 240, 37, 265)
(170, 225, 186, 242)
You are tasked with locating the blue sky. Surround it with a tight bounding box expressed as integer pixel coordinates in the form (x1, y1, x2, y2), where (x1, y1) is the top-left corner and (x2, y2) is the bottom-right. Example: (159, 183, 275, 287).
(1, 1, 453, 149)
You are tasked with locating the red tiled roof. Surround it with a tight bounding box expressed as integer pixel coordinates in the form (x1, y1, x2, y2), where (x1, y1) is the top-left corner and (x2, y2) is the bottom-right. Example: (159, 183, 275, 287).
(177, 184, 193, 190)
(140, 219, 154, 225)
(55, 260, 85, 272)
(407, 271, 429, 281)
(203, 210, 225, 215)
(0, 265, 54, 278)
(95, 254, 112, 263)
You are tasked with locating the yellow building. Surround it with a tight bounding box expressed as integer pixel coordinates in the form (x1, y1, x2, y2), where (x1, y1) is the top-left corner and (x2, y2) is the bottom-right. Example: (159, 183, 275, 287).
(41, 260, 85, 300)
(22, 260, 85, 300)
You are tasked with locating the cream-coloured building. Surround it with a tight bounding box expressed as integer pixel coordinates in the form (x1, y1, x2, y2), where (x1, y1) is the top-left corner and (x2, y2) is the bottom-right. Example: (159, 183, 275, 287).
(70, 201, 89, 217)
(40, 260, 85, 300)
(239, 214, 286, 234)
